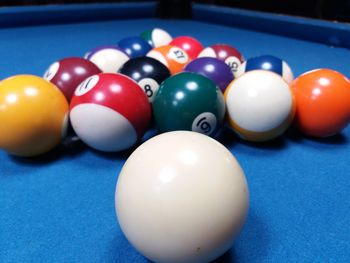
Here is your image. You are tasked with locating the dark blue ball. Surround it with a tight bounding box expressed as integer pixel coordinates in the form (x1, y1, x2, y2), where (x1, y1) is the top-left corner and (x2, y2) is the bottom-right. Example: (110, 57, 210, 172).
(117, 36, 152, 58)
(245, 55, 283, 75)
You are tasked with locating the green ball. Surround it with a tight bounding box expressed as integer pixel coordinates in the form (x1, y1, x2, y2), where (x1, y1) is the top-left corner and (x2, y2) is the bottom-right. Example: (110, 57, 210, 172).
(140, 29, 153, 47)
(153, 72, 226, 137)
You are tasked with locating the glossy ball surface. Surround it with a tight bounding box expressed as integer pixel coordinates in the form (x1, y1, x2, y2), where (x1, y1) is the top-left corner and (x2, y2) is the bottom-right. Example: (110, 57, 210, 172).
(116, 131, 249, 263)
(119, 57, 171, 103)
(43, 57, 101, 101)
(140, 27, 173, 47)
(236, 55, 294, 84)
(225, 70, 295, 142)
(70, 73, 151, 151)
(198, 44, 243, 74)
(117, 36, 152, 58)
(170, 36, 204, 60)
(85, 45, 129, 73)
(291, 69, 350, 137)
(0, 75, 69, 156)
(184, 57, 234, 92)
(146, 45, 190, 75)
(153, 72, 225, 137)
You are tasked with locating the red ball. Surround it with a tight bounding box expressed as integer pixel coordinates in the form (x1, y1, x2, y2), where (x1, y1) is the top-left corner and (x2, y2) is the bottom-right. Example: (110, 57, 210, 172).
(44, 57, 101, 101)
(70, 73, 151, 151)
(291, 69, 350, 137)
(170, 36, 204, 60)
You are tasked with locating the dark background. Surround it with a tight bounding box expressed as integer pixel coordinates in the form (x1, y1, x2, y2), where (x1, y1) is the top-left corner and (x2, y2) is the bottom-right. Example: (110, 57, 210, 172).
(0, 0, 349, 22)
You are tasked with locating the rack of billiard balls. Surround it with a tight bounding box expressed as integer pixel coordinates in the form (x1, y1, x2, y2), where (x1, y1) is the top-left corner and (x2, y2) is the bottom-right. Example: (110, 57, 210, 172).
(1, 27, 350, 263)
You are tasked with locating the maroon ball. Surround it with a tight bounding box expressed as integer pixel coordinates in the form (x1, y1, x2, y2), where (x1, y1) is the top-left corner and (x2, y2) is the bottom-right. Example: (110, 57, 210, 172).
(43, 57, 101, 101)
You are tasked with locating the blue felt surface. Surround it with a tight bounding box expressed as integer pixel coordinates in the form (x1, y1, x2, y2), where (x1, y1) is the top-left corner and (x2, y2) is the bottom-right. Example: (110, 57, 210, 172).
(1, 10, 350, 263)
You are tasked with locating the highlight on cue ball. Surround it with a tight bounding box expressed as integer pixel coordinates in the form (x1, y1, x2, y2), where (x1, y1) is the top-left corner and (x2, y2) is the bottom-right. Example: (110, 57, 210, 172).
(115, 131, 249, 263)
(225, 70, 295, 142)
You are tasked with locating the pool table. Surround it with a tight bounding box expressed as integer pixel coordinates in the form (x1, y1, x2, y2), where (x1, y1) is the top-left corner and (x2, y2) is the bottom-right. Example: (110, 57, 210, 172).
(1, 2, 350, 262)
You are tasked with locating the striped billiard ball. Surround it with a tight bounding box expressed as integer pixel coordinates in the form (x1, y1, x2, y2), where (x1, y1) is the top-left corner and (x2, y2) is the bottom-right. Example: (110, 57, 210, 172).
(236, 55, 294, 84)
(225, 70, 295, 142)
(70, 73, 151, 152)
(85, 45, 129, 73)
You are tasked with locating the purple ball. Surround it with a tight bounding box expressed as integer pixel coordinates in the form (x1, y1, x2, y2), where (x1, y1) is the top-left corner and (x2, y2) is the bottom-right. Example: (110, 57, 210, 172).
(184, 57, 234, 92)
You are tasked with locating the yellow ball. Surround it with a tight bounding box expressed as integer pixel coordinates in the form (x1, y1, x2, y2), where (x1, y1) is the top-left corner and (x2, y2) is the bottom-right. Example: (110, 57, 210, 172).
(0, 75, 69, 157)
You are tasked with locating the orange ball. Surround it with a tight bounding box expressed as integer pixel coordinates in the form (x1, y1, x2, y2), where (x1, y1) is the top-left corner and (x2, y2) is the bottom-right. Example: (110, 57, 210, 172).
(0, 75, 69, 156)
(291, 69, 350, 137)
(146, 45, 190, 75)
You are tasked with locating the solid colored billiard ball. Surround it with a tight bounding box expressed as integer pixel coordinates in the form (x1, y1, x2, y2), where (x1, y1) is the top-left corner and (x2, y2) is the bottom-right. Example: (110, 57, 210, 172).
(153, 72, 225, 137)
(116, 131, 249, 263)
(147, 45, 190, 75)
(117, 36, 152, 58)
(198, 44, 243, 74)
(140, 27, 172, 47)
(225, 70, 295, 142)
(119, 57, 171, 103)
(236, 55, 294, 84)
(291, 68, 350, 137)
(0, 75, 69, 157)
(85, 45, 129, 73)
(184, 57, 234, 92)
(43, 57, 101, 101)
(170, 36, 204, 60)
(70, 73, 151, 152)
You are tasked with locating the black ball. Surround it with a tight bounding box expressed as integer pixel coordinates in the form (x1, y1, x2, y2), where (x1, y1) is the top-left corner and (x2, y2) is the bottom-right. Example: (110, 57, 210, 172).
(119, 57, 171, 103)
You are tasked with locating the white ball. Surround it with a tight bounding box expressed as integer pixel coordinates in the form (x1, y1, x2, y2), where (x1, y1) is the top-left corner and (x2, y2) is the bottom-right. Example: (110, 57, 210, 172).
(151, 28, 173, 47)
(86, 47, 129, 73)
(225, 70, 295, 142)
(70, 103, 137, 152)
(115, 131, 249, 263)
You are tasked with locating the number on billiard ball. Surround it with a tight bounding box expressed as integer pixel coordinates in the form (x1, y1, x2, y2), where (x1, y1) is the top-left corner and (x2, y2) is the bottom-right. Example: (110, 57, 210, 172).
(70, 73, 151, 152)
(119, 57, 171, 103)
(153, 72, 225, 137)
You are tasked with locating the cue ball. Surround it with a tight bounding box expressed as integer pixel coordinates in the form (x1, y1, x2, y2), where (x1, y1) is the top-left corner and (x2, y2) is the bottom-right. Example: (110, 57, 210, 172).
(115, 131, 249, 263)
(225, 70, 295, 142)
